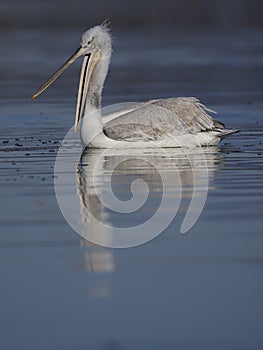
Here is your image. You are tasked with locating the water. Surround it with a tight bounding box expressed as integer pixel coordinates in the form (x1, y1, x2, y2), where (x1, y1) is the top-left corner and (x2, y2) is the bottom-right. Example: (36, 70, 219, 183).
(1, 8, 263, 350)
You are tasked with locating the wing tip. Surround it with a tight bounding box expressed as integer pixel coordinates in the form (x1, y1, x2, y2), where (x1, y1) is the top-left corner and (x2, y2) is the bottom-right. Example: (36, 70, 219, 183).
(219, 129, 240, 139)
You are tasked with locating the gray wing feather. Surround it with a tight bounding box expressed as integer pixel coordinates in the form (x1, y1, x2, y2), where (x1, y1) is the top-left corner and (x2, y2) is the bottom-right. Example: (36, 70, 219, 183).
(103, 97, 225, 141)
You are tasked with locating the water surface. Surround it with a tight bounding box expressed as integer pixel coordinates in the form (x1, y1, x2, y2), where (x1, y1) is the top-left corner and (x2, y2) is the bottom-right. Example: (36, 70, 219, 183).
(0, 23, 263, 350)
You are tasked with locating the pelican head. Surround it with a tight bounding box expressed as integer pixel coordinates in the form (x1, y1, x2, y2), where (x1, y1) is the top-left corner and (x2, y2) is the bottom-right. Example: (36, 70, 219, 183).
(32, 24, 112, 131)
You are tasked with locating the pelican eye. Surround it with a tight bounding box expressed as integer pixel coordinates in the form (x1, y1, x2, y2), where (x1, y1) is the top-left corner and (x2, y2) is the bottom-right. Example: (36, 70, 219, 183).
(81, 38, 93, 48)
(87, 37, 94, 46)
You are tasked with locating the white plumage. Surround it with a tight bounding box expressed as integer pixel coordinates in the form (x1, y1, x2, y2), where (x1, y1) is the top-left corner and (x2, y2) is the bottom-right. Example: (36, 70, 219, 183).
(32, 24, 239, 148)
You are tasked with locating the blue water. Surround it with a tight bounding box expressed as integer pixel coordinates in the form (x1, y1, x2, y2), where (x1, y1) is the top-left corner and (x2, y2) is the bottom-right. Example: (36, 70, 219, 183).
(1, 3, 263, 349)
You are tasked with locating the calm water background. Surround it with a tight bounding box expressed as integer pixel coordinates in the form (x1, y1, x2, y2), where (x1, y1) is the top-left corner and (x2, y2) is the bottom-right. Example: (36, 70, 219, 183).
(0, 0, 263, 349)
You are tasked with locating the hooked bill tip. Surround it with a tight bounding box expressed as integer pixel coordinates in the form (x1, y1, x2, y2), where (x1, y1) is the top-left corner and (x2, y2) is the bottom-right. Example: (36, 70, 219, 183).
(31, 95, 36, 100)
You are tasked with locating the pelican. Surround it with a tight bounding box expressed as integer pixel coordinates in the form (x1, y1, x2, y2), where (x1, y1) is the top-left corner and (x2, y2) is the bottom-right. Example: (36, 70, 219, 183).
(32, 24, 238, 148)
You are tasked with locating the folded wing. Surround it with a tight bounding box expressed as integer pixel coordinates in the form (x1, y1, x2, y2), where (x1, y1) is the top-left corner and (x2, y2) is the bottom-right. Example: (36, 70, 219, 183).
(103, 97, 225, 141)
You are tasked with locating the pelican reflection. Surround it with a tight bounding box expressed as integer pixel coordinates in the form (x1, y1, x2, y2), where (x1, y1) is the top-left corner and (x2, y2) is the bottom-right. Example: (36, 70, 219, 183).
(76, 147, 222, 247)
